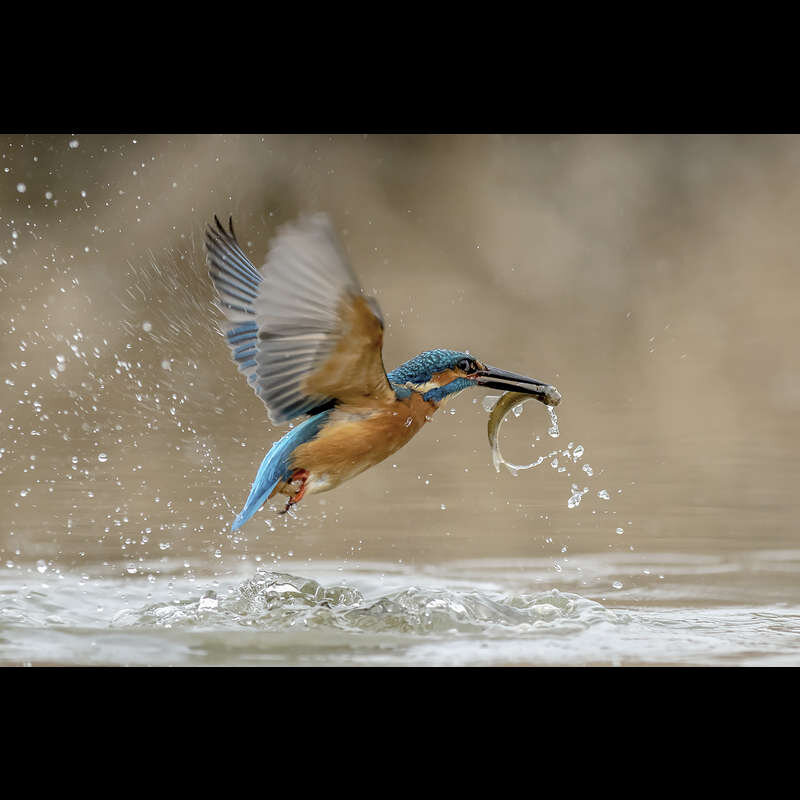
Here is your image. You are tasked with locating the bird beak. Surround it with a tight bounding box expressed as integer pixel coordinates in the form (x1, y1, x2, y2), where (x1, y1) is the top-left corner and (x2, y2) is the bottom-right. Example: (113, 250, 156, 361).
(475, 364, 562, 407)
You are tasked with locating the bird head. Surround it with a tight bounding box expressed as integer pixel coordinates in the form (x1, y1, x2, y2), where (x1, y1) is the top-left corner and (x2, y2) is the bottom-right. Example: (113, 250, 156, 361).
(388, 349, 561, 406)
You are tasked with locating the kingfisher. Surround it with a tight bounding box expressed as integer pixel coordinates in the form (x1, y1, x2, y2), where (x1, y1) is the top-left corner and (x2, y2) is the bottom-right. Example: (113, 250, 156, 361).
(205, 213, 560, 531)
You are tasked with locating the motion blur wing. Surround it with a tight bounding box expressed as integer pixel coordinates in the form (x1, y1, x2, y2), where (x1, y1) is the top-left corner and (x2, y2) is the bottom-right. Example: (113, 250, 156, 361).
(205, 213, 394, 423)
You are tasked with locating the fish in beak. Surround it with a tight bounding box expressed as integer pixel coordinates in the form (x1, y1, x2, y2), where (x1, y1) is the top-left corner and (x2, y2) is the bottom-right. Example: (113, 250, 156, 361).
(475, 364, 561, 407)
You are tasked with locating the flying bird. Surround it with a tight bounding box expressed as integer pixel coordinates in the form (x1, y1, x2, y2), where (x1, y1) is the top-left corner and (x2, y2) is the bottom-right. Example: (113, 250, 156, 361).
(205, 213, 560, 530)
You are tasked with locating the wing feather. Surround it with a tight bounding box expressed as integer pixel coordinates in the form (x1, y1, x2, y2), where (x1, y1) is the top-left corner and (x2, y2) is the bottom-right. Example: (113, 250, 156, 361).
(205, 213, 394, 424)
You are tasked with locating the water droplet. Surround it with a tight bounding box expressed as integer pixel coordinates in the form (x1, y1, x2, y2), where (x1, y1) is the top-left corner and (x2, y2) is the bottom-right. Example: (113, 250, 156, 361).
(36, 559, 47, 574)
(142, 321, 152, 332)
(481, 394, 501, 412)
(572, 444, 584, 460)
(16, 182, 26, 193)
(547, 405, 559, 438)
(612, 580, 623, 589)
(582, 464, 594, 476)
(615, 527, 624, 535)
(567, 486, 589, 509)
(198, 591, 218, 610)
(597, 489, 610, 500)
(69, 139, 79, 149)
(97, 453, 108, 463)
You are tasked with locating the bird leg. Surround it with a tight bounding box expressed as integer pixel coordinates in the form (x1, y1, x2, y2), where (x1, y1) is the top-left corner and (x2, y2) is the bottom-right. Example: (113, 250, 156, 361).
(280, 469, 310, 514)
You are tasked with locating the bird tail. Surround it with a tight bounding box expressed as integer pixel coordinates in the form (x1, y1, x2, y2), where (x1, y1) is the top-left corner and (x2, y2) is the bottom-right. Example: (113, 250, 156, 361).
(230, 411, 332, 530)
(231, 456, 282, 531)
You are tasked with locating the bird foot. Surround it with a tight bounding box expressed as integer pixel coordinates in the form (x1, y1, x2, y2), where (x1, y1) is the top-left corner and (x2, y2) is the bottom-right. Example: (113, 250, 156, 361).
(279, 469, 309, 514)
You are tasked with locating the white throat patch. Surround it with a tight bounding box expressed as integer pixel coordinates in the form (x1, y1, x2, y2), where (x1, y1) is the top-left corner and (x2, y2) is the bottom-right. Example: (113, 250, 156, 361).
(402, 380, 442, 394)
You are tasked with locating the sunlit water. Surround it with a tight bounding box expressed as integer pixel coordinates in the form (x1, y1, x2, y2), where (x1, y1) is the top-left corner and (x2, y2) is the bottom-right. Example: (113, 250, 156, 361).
(2, 553, 799, 666)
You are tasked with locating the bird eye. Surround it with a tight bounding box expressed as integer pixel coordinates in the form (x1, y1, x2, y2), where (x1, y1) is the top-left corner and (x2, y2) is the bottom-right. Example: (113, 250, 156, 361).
(457, 358, 475, 373)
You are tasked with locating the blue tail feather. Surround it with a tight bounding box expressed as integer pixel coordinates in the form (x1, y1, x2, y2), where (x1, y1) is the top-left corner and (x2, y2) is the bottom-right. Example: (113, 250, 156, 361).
(231, 411, 332, 530)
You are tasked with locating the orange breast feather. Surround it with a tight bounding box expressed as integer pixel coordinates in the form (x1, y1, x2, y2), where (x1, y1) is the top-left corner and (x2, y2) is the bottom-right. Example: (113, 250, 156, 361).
(290, 391, 435, 490)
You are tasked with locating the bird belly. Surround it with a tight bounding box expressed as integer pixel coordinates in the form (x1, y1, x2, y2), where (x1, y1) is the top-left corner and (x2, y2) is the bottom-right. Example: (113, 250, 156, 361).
(288, 393, 435, 496)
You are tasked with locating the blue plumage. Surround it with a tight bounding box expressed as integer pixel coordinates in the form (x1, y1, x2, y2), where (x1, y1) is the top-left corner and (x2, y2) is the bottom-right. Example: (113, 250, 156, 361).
(387, 349, 474, 402)
(231, 410, 332, 530)
(387, 349, 470, 383)
(419, 378, 473, 403)
(225, 321, 260, 375)
(227, 322, 258, 345)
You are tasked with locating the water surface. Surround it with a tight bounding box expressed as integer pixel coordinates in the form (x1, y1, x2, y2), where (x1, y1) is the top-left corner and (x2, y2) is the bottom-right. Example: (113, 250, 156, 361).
(2, 551, 799, 666)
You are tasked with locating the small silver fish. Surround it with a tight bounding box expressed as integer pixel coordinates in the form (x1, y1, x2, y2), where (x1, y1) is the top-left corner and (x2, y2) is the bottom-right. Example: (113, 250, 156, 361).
(488, 385, 561, 473)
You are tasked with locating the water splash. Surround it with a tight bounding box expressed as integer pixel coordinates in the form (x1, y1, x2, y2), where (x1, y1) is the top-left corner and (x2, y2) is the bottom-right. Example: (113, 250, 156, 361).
(484, 394, 623, 516)
(547, 405, 560, 438)
(488, 395, 559, 474)
(568, 486, 589, 509)
(109, 569, 624, 637)
(481, 394, 501, 413)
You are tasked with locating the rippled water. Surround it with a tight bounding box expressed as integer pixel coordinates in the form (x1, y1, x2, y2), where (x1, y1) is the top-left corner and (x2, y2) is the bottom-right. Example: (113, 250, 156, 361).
(2, 553, 798, 666)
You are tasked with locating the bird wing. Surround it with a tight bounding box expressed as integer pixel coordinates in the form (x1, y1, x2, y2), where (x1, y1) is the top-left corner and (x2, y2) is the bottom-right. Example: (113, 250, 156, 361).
(205, 213, 395, 424)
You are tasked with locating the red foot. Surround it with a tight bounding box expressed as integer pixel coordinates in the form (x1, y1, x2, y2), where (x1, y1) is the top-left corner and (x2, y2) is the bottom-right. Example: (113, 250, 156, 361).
(279, 469, 309, 514)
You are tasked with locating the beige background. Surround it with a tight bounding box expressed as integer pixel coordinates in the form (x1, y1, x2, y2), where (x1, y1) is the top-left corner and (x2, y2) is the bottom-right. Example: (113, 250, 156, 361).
(1, 134, 798, 587)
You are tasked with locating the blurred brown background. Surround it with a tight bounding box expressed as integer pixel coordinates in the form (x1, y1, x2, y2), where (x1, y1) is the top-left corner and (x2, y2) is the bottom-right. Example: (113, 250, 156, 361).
(1, 134, 799, 581)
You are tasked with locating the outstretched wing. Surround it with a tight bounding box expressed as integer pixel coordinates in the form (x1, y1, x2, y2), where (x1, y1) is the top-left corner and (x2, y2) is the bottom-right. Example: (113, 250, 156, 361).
(205, 213, 395, 424)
